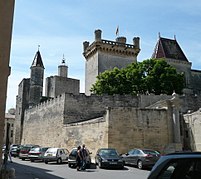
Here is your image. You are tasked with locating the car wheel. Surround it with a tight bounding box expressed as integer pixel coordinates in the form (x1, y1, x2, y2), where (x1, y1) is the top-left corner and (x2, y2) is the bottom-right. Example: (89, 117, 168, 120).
(137, 160, 143, 169)
(45, 160, 48, 164)
(68, 163, 72, 168)
(57, 158, 62, 164)
(22, 158, 25, 161)
(30, 159, 34, 162)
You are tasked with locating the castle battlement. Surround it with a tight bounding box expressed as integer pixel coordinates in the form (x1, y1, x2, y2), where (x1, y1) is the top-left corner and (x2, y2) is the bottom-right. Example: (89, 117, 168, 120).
(26, 93, 65, 113)
(83, 29, 140, 59)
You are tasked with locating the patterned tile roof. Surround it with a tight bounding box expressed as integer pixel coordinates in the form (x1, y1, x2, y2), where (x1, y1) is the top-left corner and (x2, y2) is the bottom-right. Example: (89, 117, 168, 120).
(152, 37, 188, 62)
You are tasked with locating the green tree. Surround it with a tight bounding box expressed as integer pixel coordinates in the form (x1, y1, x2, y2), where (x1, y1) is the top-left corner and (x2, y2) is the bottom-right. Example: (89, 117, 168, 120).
(90, 58, 185, 95)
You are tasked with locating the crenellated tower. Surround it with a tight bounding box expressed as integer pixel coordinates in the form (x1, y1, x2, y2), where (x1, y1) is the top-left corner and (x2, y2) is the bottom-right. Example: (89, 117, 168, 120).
(29, 50, 45, 107)
(83, 29, 140, 95)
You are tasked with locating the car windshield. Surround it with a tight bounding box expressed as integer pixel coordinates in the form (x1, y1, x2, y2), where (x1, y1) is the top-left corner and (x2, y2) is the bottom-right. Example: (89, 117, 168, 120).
(30, 147, 40, 152)
(46, 148, 57, 153)
(99, 149, 118, 156)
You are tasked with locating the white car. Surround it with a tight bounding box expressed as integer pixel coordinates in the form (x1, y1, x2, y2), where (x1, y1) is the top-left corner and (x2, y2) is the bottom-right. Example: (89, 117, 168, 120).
(43, 148, 69, 164)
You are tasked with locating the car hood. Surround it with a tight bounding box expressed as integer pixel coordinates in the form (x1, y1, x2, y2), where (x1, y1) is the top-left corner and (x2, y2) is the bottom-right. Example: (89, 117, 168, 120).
(100, 155, 121, 160)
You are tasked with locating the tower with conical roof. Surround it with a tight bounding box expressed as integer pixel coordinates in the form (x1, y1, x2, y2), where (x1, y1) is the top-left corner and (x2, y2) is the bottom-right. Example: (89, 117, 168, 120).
(29, 50, 45, 107)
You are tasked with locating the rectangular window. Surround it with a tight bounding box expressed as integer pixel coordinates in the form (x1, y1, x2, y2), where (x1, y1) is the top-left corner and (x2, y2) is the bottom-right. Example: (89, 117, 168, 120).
(10, 130, 13, 138)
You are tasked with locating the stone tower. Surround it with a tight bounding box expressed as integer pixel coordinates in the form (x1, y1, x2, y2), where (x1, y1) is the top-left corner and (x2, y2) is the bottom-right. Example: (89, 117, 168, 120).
(45, 57, 80, 98)
(83, 29, 140, 95)
(29, 50, 44, 107)
(58, 56, 68, 77)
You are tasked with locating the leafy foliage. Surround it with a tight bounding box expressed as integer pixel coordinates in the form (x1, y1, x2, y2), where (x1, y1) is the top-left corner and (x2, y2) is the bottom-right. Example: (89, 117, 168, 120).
(90, 58, 185, 95)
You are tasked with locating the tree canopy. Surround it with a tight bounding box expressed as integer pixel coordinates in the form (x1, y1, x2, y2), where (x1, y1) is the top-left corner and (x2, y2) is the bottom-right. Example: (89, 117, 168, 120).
(90, 58, 185, 95)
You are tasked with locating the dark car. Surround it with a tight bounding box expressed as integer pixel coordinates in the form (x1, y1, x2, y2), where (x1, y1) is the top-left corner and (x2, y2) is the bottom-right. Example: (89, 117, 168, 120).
(148, 152, 201, 179)
(19, 144, 40, 160)
(68, 147, 91, 168)
(28, 147, 49, 162)
(121, 148, 160, 169)
(95, 148, 124, 169)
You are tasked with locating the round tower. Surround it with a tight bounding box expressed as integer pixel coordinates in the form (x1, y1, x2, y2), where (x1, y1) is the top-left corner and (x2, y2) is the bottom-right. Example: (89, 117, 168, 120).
(58, 55, 68, 77)
(29, 50, 44, 107)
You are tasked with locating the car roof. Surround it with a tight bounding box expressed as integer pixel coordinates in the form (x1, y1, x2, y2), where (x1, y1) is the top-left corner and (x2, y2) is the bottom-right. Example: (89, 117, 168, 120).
(148, 152, 201, 179)
(98, 148, 116, 150)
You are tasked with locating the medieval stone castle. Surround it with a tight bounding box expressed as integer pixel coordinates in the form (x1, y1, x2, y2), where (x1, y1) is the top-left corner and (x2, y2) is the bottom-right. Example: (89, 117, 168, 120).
(15, 29, 201, 157)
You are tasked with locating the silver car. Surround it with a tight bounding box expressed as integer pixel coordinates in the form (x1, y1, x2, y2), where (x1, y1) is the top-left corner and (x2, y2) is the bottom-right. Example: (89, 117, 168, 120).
(43, 148, 69, 164)
(121, 148, 160, 169)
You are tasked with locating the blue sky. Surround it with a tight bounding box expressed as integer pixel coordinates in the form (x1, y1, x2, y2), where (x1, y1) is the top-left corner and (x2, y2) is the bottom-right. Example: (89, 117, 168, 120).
(6, 0, 201, 111)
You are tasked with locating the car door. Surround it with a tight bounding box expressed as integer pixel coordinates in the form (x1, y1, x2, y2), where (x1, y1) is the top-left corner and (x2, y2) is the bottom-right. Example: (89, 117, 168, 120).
(133, 149, 141, 165)
(60, 149, 67, 161)
(125, 149, 136, 165)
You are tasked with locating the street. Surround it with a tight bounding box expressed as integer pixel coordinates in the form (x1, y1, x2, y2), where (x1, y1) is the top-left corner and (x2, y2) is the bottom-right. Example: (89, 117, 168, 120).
(6, 157, 150, 179)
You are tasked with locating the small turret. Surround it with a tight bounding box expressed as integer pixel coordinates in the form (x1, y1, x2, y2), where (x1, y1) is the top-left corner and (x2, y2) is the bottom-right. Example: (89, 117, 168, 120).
(83, 41, 89, 52)
(58, 55, 68, 77)
(94, 29, 102, 41)
(133, 37, 140, 49)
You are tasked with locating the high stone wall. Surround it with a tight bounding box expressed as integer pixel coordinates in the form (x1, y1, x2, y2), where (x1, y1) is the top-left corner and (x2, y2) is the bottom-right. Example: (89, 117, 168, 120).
(22, 94, 65, 147)
(106, 107, 171, 154)
(22, 93, 201, 157)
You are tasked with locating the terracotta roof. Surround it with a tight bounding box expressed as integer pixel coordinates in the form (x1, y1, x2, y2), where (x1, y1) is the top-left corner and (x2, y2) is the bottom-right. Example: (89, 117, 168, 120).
(31, 50, 44, 68)
(152, 37, 188, 62)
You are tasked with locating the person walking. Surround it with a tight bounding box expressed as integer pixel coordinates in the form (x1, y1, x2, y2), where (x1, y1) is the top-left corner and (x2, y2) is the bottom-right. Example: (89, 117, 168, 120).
(81, 144, 88, 170)
(76, 146, 82, 171)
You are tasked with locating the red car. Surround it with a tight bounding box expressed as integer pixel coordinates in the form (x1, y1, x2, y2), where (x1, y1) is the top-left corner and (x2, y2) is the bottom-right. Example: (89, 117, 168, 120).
(19, 145, 39, 160)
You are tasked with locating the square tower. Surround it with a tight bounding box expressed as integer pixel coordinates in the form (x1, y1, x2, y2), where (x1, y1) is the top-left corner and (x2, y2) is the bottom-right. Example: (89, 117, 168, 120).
(83, 29, 140, 95)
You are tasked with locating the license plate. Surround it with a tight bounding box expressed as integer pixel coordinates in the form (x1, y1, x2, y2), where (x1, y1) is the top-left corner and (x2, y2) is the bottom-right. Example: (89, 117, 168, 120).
(110, 162, 117, 164)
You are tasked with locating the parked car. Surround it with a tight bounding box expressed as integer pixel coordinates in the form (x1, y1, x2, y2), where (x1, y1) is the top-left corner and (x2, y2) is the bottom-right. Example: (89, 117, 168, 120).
(121, 148, 160, 169)
(68, 147, 91, 168)
(19, 144, 40, 160)
(43, 148, 69, 164)
(2, 144, 6, 153)
(148, 152, 201, 179)
(95, 148, 124, 169)
(10, 145, 22, 157)
(28, 147, 49, 162)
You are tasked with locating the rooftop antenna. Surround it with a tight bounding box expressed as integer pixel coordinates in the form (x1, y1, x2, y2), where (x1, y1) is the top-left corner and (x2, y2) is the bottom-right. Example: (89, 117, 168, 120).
(174, 35, 176, 40)
(38, 45, 40, 51)
(158, 32, 161, 39)
(61, 54, 66, 65)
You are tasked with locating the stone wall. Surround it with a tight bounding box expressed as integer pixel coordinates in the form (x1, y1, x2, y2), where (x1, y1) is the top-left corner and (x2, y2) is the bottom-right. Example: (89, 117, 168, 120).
(21, 93, 201, 158)
(63, 117, 109, 158)
(21, 102, 173, 158)
(191, 70, 201, 94)
(106, 107, 171, 154)
(184, 109, 201, 151)
(22, 94, 65, 147)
